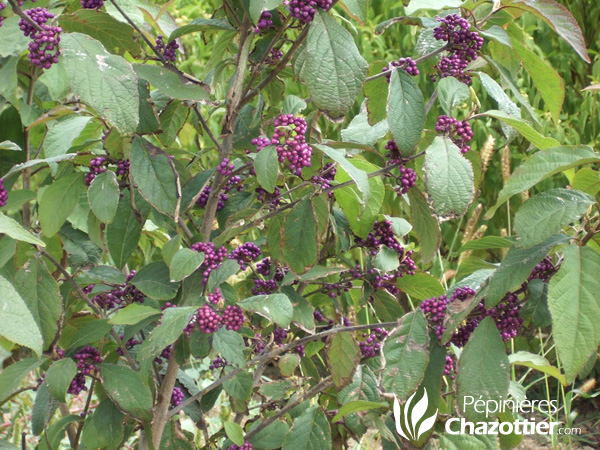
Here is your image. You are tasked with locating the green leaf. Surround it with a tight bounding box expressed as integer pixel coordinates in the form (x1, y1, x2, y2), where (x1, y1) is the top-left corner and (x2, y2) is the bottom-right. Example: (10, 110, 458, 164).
(485, 145, 600, 219)
(387, 69, 425, 155)
(314, 145, 370, 205)
(341, 109, 388, 147)
(438, 434, 489, 450)
(225, 422, 245, 447)
(282, 197, 319, 274)
(158, 100, 190, 147)
(484, 110, 560, 149)
(364, 61, 389, 125)
(249, 420, 290, 450)
(282, 286, 315, 332)
(2, 154, 78, 180)
(303, 11, 368, 119)
(212, 328, 246, 367)
(343, 0, 368, 23)
(509, 0, 590, 62)
(249, 0, 284, 22)
(255, 145, 279, 193)
(239, 293, 293, 328)
(223, 370, 253, 401)
(207, 259, 240, 292)
(134, 64, 210, 102)
(69, 319, 113, 349)
(283, 406, 332, 450)
(106, 194, 143, 269)
(381, 310, 430, 399)
(510, 37, 564, 121)
(168, 248, 205, 283)
(99, 364, 153, 420)
(82, 399, 125, 450)
(572, 167, 600, 196)
(332, 400, 388, 423)
(0, 357, 44, 403)
(520, 279, 552, 327)
(45, 359, 77, 403)
(109, 303, 162, 325)
(61, 33, 139, 133)
(0, 17, 30, 57)
(396, 273, 445, 300)
(0, 440, 18, 450)
(508, 351, 566, 385)
(0, 140, 21, 151)
(437, 76, 470, 116)
(32, 382, 59, 435)
(335, 160, 385, 238)
(478, 72, 521, 140)
(405, 0, 462, 14)
(424, 136, 474, 219)
(408, 187, 441, 263)
(548, 245, 600, 383)
(0, 275, 43, 355)
(455, 236, 515, 254)
(371, 290, 404, 322)
(88, 171, 120, 224)
(14, 257, 62, 350)
(327, 333, 360, 388)
(136, 307, 196, 366)
(514, 189, 594, 248)
(0, 213, 45, 246)
(44, 116, 92, 165)
(373, 245, 400, 272)
(59, 10, 141, 57)
(283, 95, 307, 115)
(480, 25, 512, 48)
(131, 261, 179, 300)
(457, 316, 510, 421)
(39, 173, 85, 237)
(169, 17, 236, 41)
(482, 234, 569, 308)
(131, 137, 179, 217)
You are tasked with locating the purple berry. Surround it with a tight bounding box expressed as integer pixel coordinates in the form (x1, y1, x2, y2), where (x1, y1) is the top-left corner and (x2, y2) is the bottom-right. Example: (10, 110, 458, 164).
(171, 387, 184, 406)
(382, 57, 419, 82)
(19, 8, 61, 69)
(81, 0, 103, 9)
(0, 179, 8, 207)
(191, 242, 228, 284)
(230, 242, 262, 270)
(255, 11, 273, 33)
(435, 115, 473, 153)
(155, 35, 178, 62)
(222, 305, 245, 331)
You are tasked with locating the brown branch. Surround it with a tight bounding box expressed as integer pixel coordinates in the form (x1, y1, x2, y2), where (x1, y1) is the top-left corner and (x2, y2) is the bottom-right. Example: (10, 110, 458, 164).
(37, 249, 138, 371)
(169, 321, 399, 416)
(151, 349, 179, 449)
(244, 377, 334, 440)
(192, 105, 222, 152)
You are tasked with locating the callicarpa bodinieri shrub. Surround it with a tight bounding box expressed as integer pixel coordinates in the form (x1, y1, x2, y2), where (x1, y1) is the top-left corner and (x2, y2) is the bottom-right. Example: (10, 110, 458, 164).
(0, 0, 598, 449)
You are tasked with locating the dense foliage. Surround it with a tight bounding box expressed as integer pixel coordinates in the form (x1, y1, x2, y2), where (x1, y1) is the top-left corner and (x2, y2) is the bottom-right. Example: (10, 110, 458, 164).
(0, 0, 599, 449)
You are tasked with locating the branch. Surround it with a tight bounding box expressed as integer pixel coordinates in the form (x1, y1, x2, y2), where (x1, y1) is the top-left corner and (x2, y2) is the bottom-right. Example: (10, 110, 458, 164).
(169, 321, 399, 416)
(6, 0, 44, 33)
(37, 249, 138, 371)
(244, 377, 334, 440)
(192, 104, 222, 152)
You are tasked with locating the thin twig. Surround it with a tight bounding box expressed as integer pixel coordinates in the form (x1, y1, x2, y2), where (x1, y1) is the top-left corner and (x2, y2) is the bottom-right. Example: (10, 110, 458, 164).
(192, 105, 222, 152)
(169, 321, 399, 416)
(245, 377, 334, 440)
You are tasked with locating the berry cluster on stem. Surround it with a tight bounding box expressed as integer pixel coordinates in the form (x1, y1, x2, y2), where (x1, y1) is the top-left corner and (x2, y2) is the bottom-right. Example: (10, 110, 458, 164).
(435, 115, 473, 153)
(19, 7, 61, 69)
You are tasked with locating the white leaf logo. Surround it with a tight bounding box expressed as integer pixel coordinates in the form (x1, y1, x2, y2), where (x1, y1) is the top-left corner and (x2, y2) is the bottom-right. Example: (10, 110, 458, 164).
(393, 388, 438, 442)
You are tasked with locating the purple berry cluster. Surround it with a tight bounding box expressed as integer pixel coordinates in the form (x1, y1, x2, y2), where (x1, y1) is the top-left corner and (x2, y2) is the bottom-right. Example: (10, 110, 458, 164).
(171, 387, 184, 407)
(230, 242, 262, 270)
(208, 288, 223, 305)
(195, 304, 223, 333)
(154, 345, 172, 364)
(359, 328, 389, 358)
(273, 327, 288, 345)
(252, 258, 288, 294)
(68, 345, 103, 395)
(217, 158, 235, 177)
(355, 220, 405, 256)
(209, 356, 227, 370)
(285, 0, 331, 24)
(191, 242, 228, 284)
(385, 140, 402, 165)
(527, 256, 555, 282)
(311, 162, 337, 195)
(252, 114, 312, 176)
(222, 305, 245, 331)
(255, 11, 273, 33)
(81, 0, 103, 9)
(382, 57, 419, 82)
(265, 48, 283, 66)
(155, 35, 178, 62)
(255, 186, 282, 209)
(420, 287, 476, 340)
(85, 156, 107, 186)
(395, 166, 417, 195)
(246, 333, 266, 354)
(196, 176, 244, 211)
(0, 3, 6, 28)
(432, 14, 484, 84)
(91, 270, 145, 309)
(444, 355, 456, 379)
(228, 441, 253, 450)
(85, 156, 130, 186)
(252, 279, 278, 295)
(19, 8, 61, 69)
(116, 335, 141, 356)
(323, 280, 353, 298)
(0, 179, 8, 207)
(435, 115, 473, 153)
